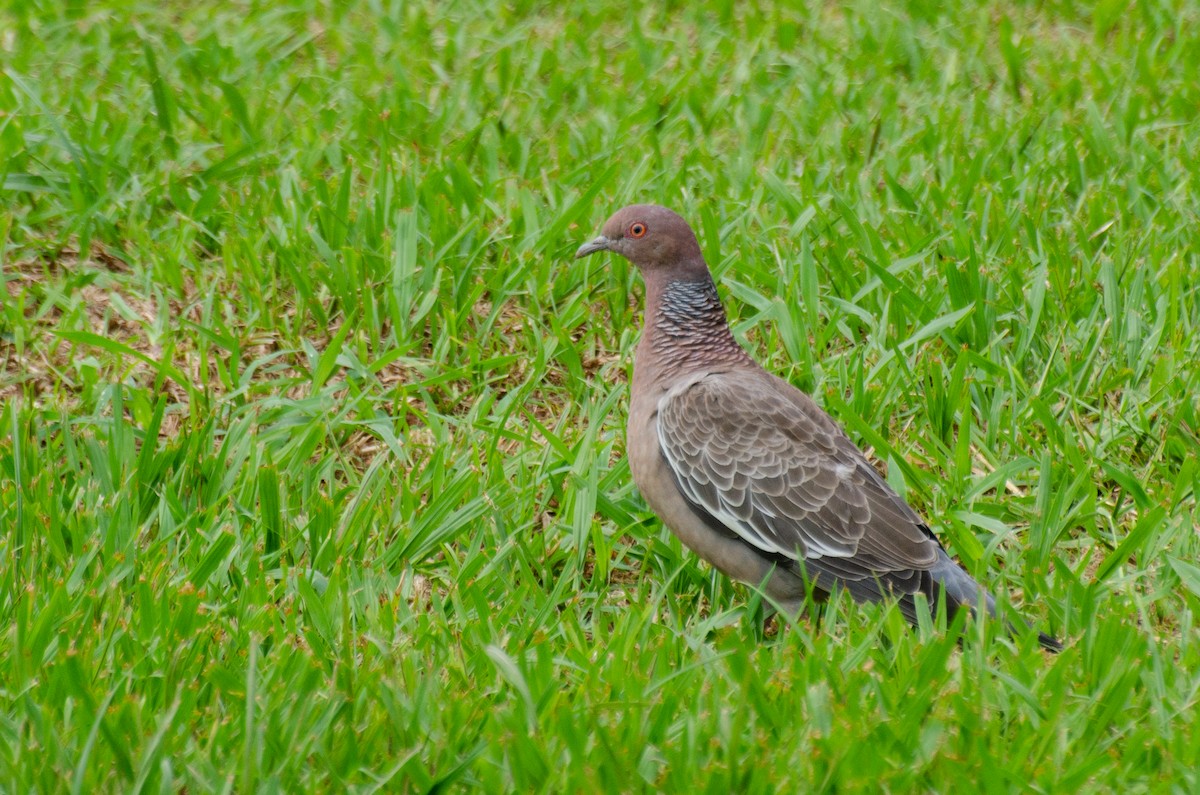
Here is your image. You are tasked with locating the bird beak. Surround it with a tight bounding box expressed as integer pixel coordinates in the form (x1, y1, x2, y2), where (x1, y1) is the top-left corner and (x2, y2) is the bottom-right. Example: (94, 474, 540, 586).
(574, 235, 611, 259)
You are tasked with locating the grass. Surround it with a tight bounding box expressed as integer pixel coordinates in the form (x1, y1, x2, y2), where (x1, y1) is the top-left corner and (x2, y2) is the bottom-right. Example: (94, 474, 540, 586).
(2, 0, 1199, 790)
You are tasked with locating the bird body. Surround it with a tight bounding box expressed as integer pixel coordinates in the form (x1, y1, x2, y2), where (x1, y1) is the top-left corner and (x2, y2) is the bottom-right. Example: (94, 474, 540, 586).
(577, 204, 1060, 651)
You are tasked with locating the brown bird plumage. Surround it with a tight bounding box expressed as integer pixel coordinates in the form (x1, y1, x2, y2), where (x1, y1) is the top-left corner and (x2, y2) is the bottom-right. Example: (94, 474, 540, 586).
(576, 203, 1060, 651)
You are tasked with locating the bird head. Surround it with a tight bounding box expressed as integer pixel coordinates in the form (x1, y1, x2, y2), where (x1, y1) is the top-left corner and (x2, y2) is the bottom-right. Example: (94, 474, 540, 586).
(575, 204, 706, 273)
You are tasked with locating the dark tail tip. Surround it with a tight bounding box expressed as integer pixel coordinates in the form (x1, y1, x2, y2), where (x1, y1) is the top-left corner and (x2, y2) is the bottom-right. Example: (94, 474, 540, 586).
(1038, 632, 1064, 653)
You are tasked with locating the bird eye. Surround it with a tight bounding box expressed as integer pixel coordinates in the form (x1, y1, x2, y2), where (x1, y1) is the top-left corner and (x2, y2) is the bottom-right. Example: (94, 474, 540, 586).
(629, 222, 647, 238)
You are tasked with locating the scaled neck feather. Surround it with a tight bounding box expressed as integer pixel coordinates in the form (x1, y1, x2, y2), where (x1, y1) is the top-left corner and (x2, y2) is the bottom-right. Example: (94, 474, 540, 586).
(641, 270, 751, 378)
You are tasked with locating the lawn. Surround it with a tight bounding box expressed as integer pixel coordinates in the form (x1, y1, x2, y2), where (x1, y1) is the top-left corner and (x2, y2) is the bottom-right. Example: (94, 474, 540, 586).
(2, 0, 1199, 791)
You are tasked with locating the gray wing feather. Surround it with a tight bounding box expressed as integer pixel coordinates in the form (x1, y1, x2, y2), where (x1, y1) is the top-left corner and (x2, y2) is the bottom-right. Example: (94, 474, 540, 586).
(657, 371, 964, 609)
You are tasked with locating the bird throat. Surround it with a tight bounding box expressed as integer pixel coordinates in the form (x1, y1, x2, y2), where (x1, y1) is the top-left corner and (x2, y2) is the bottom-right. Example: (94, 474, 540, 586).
(647, 276, 750, 374)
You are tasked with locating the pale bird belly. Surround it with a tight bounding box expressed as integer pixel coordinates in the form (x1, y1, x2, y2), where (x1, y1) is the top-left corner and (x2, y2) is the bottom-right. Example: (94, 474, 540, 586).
(626, 412, 805, 604)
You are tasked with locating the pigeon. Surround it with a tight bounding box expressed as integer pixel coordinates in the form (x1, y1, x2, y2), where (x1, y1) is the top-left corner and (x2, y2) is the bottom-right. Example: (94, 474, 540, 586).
(576, 203, 1061, 651)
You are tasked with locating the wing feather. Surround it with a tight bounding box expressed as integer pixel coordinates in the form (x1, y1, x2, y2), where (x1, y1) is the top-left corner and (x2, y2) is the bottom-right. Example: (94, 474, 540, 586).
(657, 372, 942, 600)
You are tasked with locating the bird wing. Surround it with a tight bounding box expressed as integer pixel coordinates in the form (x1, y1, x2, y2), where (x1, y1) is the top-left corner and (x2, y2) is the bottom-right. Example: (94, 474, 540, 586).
(656, 370, 946, 605)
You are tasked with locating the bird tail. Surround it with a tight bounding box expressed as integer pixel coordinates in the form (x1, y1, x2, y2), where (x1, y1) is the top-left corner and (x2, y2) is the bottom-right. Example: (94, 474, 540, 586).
(929, 550, 1062, 653)
(1035, 631, 1064, 653)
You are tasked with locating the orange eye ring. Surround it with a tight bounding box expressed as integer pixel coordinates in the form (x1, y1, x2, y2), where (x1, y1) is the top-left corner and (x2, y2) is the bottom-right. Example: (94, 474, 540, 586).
(629, 222, 647, 238)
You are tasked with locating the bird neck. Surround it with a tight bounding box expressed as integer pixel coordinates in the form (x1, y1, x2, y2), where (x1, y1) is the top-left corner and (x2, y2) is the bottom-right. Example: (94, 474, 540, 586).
(641, 272, 750, 376)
